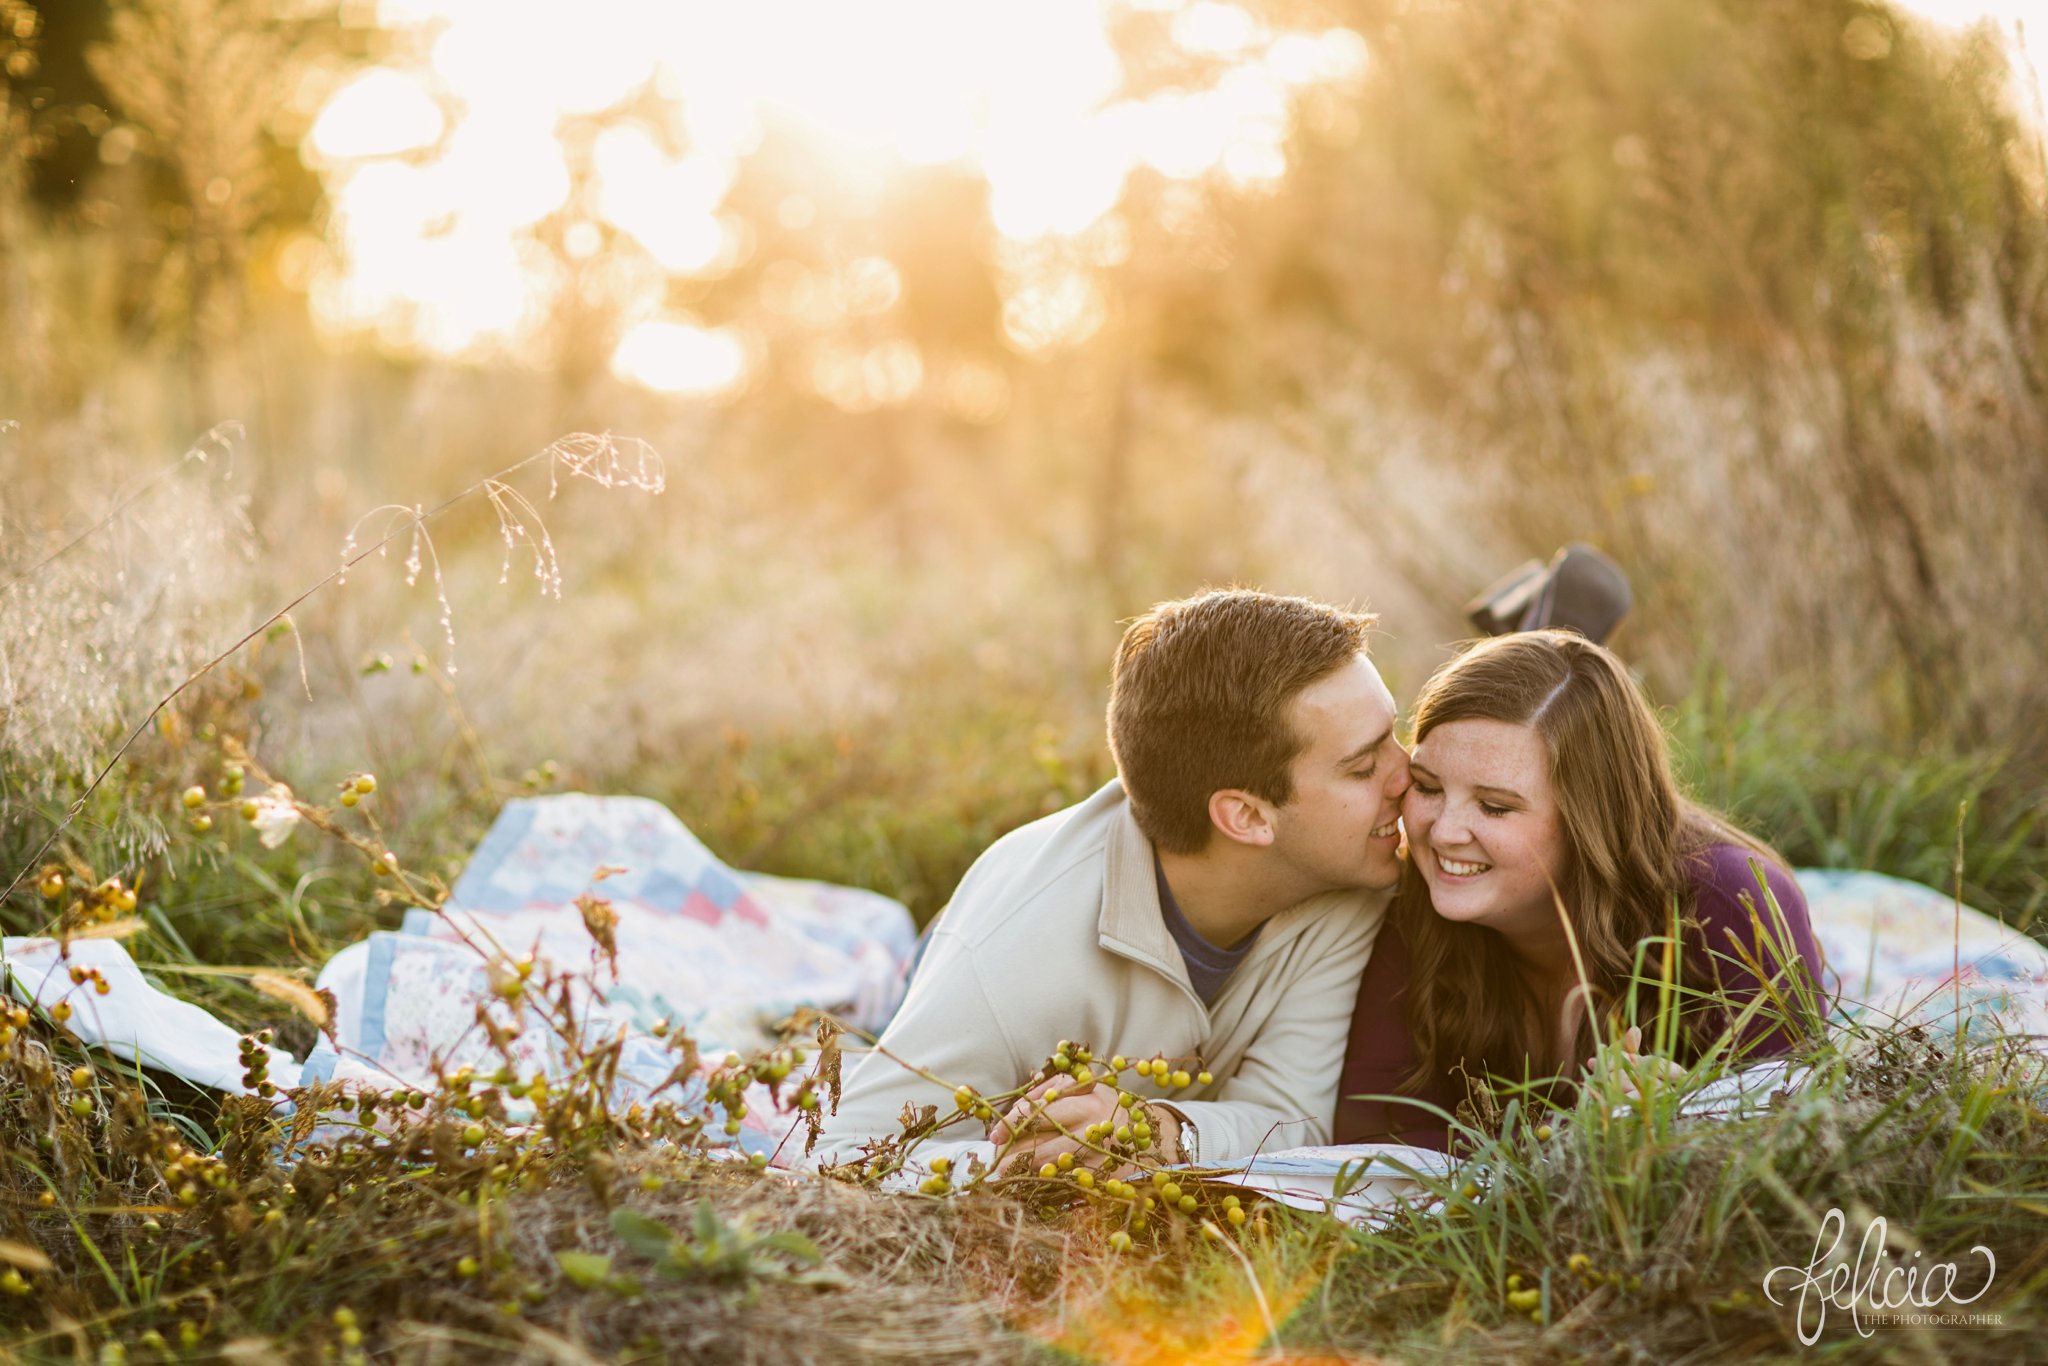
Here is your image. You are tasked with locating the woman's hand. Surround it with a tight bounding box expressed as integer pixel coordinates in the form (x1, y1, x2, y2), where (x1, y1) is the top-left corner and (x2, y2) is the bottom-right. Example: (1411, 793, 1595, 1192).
(1583, 1025, 1686, 1099)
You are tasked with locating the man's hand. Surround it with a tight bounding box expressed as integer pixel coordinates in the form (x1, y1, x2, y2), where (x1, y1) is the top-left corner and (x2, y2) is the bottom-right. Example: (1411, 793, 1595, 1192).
(988, 1073, 1181, 1173)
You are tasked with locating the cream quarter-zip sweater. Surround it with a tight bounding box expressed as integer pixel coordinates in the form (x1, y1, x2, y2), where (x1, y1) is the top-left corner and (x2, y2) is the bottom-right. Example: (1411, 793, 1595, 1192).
(811, 779, 1389, 1166)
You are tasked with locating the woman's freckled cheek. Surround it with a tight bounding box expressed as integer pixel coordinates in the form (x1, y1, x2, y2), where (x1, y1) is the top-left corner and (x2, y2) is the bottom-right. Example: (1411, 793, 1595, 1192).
(1399, 790, 1422, 828)
(1401, 790, 1437, 848)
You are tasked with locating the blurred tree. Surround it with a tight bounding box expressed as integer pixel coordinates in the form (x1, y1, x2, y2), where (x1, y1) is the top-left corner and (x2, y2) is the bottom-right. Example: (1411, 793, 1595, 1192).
(1, 0, 52, 416)
(1184, 0, 2048, 741)
(87, 0, 288, 421)
(20, 0, 113, 212)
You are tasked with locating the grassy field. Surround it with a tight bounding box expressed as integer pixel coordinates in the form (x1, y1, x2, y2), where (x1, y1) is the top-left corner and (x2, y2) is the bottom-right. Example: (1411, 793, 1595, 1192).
(0, 443, 2044, 1365)
(4, 0, 2047, 1358)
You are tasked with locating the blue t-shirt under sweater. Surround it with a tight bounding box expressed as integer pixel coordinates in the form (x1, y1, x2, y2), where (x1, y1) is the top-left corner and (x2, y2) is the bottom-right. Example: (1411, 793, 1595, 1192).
(1154, 852, 1260, 1006)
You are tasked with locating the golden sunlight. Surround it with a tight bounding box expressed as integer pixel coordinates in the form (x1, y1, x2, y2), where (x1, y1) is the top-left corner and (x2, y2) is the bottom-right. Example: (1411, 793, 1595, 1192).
(609, 319, 750, 399)
(302, 0, 1372, 390)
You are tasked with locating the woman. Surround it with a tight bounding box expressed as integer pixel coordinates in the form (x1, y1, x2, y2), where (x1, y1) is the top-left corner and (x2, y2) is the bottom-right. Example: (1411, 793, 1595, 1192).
(1335, 630, 1830, 1149)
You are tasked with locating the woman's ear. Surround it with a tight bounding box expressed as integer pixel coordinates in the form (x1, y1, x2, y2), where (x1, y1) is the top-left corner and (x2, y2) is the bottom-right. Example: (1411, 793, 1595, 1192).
(1208, 789, 1276, 848)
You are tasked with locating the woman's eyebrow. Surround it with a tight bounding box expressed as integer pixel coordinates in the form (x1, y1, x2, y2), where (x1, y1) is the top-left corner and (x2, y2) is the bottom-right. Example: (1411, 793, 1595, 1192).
(1407, 763, 1526, 804)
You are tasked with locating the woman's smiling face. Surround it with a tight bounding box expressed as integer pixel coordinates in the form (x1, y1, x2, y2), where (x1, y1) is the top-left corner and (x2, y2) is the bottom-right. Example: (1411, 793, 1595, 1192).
(1403, 717, 1570, 938)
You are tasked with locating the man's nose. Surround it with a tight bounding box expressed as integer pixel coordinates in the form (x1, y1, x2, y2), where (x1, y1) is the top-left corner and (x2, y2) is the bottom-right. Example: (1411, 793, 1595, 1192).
(1384, 746, 1413, 799)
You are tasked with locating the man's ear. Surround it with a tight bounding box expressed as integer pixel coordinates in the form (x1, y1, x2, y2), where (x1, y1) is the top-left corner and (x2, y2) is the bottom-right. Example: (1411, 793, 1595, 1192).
(1208, 789, 1276, 848)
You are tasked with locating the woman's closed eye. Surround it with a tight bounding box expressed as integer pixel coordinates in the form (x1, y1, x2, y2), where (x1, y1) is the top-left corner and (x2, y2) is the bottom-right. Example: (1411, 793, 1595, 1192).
(1410, 777, 1509, 817)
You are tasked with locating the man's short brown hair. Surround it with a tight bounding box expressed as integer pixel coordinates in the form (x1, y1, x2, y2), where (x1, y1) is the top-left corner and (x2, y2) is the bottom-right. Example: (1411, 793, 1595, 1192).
(1107, 590, 1379, 854)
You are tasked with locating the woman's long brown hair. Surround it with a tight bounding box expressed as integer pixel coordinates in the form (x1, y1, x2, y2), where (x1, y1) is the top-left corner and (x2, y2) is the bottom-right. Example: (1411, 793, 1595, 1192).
(1396, 631, 1789, 1095)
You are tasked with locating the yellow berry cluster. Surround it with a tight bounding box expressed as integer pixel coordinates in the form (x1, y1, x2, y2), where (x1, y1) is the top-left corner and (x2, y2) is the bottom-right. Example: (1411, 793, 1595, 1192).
(1023, 1042, 1185, 1167)
(67, 963, 113, 996)
(0, 1002, 32, 1048)
(1037, 1165, 1257, 1250)
(1500, 1255, 1644, 1324)
(917, 1154, 956, 1195)
(173, 758, 252, 833)
(161, 1141, 233, 1208)
(1504, 1271, 1541, 1319)
(239, 1029, 277, 1098)
(1565, 1252, 1640, 1294)
(40, 865, 141, 930)
(1128, 1054, 1214, 1091)
(704, 1055, 759, 1138)
(331, 1306, 367, 1363)
(748, 1042, 814, 1109)
(952, 1084, 995, 1125)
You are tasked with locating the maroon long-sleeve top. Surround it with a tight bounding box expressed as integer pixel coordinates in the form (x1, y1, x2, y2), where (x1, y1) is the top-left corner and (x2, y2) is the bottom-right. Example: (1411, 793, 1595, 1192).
(1335, 844, 1830, 1150)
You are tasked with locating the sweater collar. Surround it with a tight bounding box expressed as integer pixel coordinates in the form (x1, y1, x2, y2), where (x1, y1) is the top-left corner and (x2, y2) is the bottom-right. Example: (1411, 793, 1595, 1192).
(1099, 783, 1205, 1006)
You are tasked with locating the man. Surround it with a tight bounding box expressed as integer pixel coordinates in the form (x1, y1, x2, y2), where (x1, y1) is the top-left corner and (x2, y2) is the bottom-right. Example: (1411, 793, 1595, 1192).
(811, 589, 1411, 1170)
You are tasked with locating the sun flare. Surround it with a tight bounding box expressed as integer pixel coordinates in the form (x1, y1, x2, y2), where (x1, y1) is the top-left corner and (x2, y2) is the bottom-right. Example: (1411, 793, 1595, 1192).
(302, 0, 1370, 393)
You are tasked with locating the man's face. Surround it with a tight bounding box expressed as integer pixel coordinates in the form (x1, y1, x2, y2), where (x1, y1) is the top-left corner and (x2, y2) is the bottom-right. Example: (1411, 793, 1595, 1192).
(1266, 654, 1411, 894)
